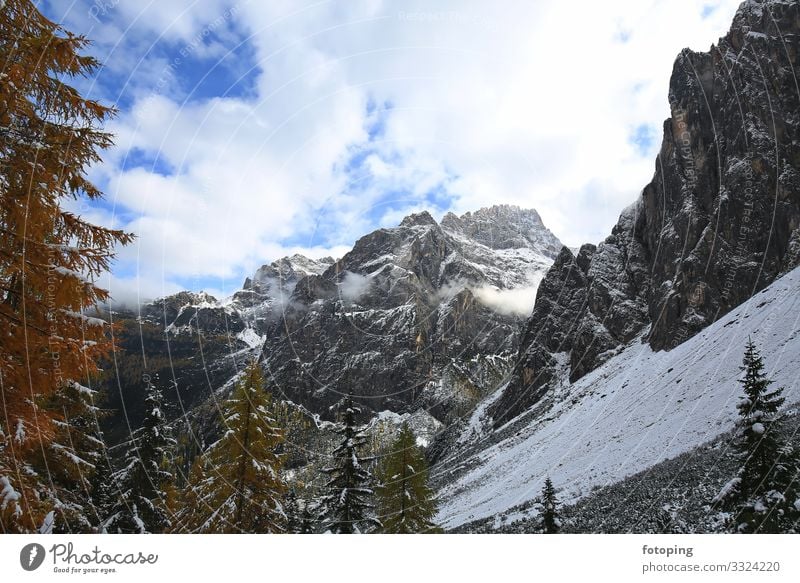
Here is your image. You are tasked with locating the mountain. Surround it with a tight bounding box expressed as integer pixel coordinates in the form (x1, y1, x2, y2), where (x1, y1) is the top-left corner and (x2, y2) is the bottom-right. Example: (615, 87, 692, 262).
(490, 0, 800, 427)
(100, 255, 334, 444)
(101, 205, 562, 442)
(428, 0, 800, 529)
(228, 254, 335, 332)
(259, 205, 561, 423)
(96, 0, 800, 534)
(435, 263, 800, 529)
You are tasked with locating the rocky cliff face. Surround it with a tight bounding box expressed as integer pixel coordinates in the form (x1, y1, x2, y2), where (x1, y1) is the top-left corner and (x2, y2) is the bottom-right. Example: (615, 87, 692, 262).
(259, 205, 561, 422)
(102, 205, 562, 437)
(491, 0, 800, 427)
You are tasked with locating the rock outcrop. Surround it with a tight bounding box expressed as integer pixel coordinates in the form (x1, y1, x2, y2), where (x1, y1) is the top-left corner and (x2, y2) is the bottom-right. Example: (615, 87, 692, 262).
(492, 0, 800, 427)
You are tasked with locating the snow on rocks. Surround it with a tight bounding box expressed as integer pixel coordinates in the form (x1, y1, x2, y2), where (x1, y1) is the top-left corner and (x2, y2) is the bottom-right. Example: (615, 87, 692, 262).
(437, 265, 800, 529)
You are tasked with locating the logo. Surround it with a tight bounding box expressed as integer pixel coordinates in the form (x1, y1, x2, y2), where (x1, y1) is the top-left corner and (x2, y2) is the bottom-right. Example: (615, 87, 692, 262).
(20, 543, 46, 571)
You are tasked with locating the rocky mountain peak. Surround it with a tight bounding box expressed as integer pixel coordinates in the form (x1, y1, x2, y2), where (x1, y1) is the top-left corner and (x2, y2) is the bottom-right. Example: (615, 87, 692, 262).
(247, 253, 333, 288)
(490, 0, 800, 427)
(258, 204, 564, 421)
(399, 210, 438, 228)
(441, 204, 561, 256)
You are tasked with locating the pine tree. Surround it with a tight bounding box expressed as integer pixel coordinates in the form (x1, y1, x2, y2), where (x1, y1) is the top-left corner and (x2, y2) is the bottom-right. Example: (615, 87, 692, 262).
(539, 477, 561, 534)
(0, 0, 133, 532)
(375, 422, 440, 533)
(715, 340, 799, 533)
(284, 488, 302, 534)
(180, 361, 287, 533)
(300, 501, 316, 534)
(31, 381, 108, 532)
(88, 445, 116, 533)
(105, 380, 175, 533)
(319, 395, 380, 534)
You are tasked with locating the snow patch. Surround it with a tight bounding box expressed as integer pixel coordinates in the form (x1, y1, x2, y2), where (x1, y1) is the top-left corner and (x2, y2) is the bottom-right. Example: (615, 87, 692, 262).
(236, 328, 265, 349)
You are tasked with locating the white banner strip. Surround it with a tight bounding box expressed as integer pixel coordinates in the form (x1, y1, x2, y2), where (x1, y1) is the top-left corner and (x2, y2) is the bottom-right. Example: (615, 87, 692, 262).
(1, 534, 798, 583)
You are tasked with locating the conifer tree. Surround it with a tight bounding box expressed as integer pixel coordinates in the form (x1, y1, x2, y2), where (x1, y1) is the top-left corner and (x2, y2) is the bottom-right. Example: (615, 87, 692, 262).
(0, 0, 133, 532)
(319, 395, 380, 534)
(715, 340, 799, 533)
(169, 453, 207, 533)
(105, 380, 175, 533)
(539, 477, 561, 534)
(300, 501, 316, 534)
(284, 488, 302, 534)
(88, 445, 116, 533)
(32, 381, 107, 532)
(181, 361, 287, 533)
(375, 422, 439, 533)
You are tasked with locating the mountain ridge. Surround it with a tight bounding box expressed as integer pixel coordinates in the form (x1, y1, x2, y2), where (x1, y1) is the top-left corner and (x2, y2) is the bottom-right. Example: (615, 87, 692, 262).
(490, 0, 800, 427)
(102, 204, 563, 440)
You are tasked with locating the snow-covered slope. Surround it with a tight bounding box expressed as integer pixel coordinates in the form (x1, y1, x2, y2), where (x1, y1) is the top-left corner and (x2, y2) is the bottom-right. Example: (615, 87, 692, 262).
(436, 265, 800, 529)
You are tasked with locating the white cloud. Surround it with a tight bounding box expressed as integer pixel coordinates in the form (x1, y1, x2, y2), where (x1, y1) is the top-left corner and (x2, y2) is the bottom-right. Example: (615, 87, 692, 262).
(434, 274, 545, 318)
(471, 285, 541, 318)
(64, 0, 742, 300)
(338, 271, 372, 302)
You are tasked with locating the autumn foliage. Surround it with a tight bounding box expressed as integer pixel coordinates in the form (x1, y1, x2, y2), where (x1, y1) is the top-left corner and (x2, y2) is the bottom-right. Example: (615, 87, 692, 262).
(0, 0, 132, 531)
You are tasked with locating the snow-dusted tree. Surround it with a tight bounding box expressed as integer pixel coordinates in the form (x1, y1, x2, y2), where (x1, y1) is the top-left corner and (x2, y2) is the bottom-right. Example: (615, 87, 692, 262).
(300, 501, 317, 534)
(88, 445, 116, 532)
(284, 488, 303, 534)
(105, 380, 175, 533)
(169, 453, 207, 533)
(0, 0, 133, 533)
(179, 361, 287, 533)
(375, 422, 440, 533)
(319, 395, 380, 534)
(31, 381, 107, 532)
(714, 340, 799, 533)
(538, 477, 561, 533)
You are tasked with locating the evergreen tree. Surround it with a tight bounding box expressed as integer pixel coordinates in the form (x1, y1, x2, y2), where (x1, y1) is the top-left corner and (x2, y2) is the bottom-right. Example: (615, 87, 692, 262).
(88, 446, 116, 533)
(32, 381, 107, 532)
(300, 501, 316, 534)
(179, 361, 287, 533)
(539, 477, 561, 534)
(375, 422, 440, 533)
(715, 340, 799, 533)
(284, 489, 302, 534)
(319, 395, 380, 534)
(105, 380, 175, 533)
(0, 0, 133, 532)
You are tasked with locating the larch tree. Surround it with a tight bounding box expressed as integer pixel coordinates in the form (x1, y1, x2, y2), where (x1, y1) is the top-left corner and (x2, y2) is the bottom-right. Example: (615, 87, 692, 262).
(539, 477, 561, 534)
(183, 361, 287, 533)
(375, 422, 439, 533)
(105, 380, 175, 533)
(169, 452, 208, 534)
(0, 0, 133, 532)
(319, 394, 380, 534)
(714, 340, 799, 533)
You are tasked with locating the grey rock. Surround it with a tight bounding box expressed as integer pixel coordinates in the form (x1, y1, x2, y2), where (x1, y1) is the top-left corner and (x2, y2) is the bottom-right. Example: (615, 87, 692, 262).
(492, 0, 800, 426)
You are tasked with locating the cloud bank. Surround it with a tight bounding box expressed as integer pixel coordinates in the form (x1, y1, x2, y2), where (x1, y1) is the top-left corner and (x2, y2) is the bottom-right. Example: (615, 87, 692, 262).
(49, 0, 742, 302)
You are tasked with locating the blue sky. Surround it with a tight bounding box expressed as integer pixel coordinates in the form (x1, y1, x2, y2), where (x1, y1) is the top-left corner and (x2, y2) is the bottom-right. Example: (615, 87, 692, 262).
(39, 0, 742, 304)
